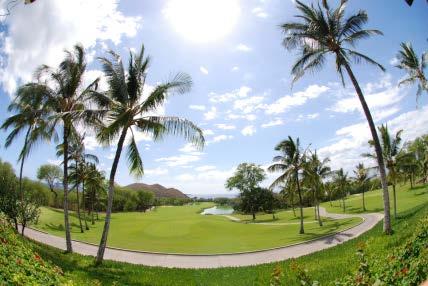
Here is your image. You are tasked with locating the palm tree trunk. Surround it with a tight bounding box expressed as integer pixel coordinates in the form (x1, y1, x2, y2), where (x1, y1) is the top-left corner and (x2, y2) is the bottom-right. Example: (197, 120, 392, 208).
(296, 172, 304, 234)
(392, 184, 397, 219)
(96, 128, 128, 265)
(313, 189, 317, 219)
(18, 127, 32, 203)
(342, 196, 346, 213)
(63, 124, 73, 253)
(82, 180, 89, 230)
(75, 184, 84, 233)
(362, 188, 366, 211)
(343, 62, 392, 235)
(317, 203, 322, 226)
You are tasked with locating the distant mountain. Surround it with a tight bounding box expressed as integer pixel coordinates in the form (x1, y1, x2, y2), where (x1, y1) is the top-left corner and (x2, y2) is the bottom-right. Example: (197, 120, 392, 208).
(124, 183, 188, 199)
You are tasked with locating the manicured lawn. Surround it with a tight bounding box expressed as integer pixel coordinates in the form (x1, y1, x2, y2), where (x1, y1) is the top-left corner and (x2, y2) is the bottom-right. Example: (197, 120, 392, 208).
(30, 193, 428, 285)
(322, 183, 428, 214)
(233, 207, 319, 223)
(34, 202, 360, 254)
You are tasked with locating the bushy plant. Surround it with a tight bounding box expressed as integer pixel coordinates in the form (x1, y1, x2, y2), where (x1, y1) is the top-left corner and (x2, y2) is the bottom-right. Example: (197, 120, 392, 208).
(0, 215, 72, 285)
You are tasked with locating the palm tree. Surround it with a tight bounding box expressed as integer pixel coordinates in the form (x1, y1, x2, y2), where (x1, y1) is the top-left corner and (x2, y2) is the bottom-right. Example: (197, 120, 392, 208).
(1, 86, 53, 204)
(395, 42, 427, 105)
(26, 44, 103, 252)
(303, 151, 330, 226)
(95, 44, 205, 264)
(280, 0, 392, 234)
(84, 163, 106, 225)
(333, 168, 349, 213)
(363, 125, 404, 218)
(281, 182, 296, 217)
(353, 163, 370, 211)
(269, 136, 307, 234)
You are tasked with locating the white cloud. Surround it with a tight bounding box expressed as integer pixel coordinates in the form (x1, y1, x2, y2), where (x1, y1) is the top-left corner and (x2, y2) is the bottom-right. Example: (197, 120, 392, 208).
(156, 154, 202, 167)
(261, 118, 284, 128)
(47, 159, 62, 166)
(207, 134, 234, 144)
(144, 167, 169, 176)
(235, 43, 252, 52)
(389, 57, 399, 66)
(200, 66, 209, 75)
(209, 86, 252, 103)
(318, 105, 428, 172)
(227, 113, 257, 121)
(231, 66, 239, 72)
(83, 135, 100, 150)
(264, 85, 329, 114)
(195, 165, 217, 172)
(241, 125, 256, 136)
(179, 143, 199, 153)
(189, 105, 206, 111)
(203, 129, 215, 136)
(215, 123, 236, 130)
(175, 173, 195, 182)
(204, 107, 218, 120)
(0, 0, 141, 95)
(297, 113, 320, 121)
(252, 7, 268, 18)
(233, 95, 265, 114)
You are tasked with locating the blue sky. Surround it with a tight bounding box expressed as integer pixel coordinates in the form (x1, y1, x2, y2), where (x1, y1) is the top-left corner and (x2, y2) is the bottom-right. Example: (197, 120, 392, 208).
(0, 0, 427, 196)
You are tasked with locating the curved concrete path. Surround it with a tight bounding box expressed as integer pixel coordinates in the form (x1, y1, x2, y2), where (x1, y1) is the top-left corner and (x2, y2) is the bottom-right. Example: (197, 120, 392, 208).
(22, 208, 383, 269)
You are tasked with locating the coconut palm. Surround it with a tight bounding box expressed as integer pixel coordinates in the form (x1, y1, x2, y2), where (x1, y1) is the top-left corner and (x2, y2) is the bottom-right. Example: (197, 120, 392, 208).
(27, 44, 103, 252)
(84, 163, 106, 225)
(353, 163, 370, 211)
(1, 86, 53, 204)
(303, 151, 330, 226)
(95, 44, 205, 264)
(269, 136, 307, 234)
(333, 168, 349, 213)
(280, 0, 392, 234)
(395, 42, 427, 105)
(363, 125, 404, 218)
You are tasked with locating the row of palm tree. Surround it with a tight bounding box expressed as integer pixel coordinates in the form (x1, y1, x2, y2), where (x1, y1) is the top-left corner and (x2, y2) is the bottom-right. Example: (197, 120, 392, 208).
(1, 44, 205, 264)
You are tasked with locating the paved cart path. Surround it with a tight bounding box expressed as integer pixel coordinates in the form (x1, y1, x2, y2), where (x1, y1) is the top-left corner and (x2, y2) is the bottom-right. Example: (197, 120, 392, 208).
(22, 207, 383, 269)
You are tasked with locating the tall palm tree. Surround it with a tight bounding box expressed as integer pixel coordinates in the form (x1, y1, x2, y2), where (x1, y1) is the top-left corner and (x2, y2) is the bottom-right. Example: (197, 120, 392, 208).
(1, 86, 53, 203)
(353, 163, 370, 211)
(280, 0, 392, 234)
(303, 151, 330, 226)
(334, 168, 349, 213)
(26, 44, 103, 252)
(363, 125, 404, 218)
(84, 163, 106, 225)
(95, 44, 205, 264)
(395, 42, 427, 105)
(269, 136, 307, 234)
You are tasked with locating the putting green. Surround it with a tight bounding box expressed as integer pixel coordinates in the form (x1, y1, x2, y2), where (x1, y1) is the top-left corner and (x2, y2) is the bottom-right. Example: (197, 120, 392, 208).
(34, 203, 361, 254)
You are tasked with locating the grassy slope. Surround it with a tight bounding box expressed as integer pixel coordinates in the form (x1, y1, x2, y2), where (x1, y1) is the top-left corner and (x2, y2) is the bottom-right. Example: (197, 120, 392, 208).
(31, 199, 428, 285)
(34, 202, 359, 254)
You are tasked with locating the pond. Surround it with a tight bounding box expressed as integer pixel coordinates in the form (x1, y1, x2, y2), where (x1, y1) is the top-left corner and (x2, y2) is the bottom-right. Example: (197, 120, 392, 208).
(201, 206, 234, 215)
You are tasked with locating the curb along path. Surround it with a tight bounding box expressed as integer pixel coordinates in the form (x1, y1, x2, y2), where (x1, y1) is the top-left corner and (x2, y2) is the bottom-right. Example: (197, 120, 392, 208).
(23, 207, 383, 269)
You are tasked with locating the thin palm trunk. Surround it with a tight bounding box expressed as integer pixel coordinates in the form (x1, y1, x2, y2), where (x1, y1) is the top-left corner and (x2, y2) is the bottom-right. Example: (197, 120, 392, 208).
(63, 124, 73, 253)
(313, 189, 317, 219)
(392, 184, 397, 219)
(18, 127, 31, 203)
(96, 129, 127, 264)
(82, 180, 89, 230)
(296, 171, 304, 234)
(343, 62, 392, 234)
(362, 188, 366, 211)
(342, 194, 346, 213)
(75, 184, 83, 233)
(317, 203, 322, 226)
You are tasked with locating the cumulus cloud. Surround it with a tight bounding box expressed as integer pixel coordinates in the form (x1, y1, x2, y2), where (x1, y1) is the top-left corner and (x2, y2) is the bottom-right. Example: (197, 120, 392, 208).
(189, 105, 206, 111)
(231, 66, 239, 72)
(209, 86, 251, 103)
(207, 134, 234, 145)
(264, 85, 329, 114)
(0, 0, 141, 95)
(235, 43, 252, 52)
(155, 154, 202, 167)
(204, 106, 218, 120)
(252, 7, 268, 18)
(241, 125, 256, 136)
(261, 118, 284, 128)
(199, 66, 209, 75)
(215, 123, 236, 130)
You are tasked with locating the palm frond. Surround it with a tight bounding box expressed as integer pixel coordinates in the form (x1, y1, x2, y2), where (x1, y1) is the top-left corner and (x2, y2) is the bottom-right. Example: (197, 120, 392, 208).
(126, 131, 144, 177)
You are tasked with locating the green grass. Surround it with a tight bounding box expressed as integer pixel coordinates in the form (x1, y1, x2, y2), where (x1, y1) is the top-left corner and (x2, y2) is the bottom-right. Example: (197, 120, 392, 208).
(322, 183, 428, 214)
(34, 202, 360, 254)
(29, 188, 428, 285)
(233, 207, 320, 223)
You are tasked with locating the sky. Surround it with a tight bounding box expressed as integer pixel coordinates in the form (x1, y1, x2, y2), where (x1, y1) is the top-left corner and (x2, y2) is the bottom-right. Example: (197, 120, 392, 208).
(0, 0, 427, 196)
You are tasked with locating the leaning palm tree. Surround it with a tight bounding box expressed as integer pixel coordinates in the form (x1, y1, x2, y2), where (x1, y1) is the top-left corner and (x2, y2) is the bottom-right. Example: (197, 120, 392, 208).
(28, 44, 103, 252)
(353, 163, 370, 211)
(395, 42, 427, 105)
(281, 0, 392, 234)
(1, 86, 53, 203)
(269, 136, 307, 234)
(363, 125, 404, 218)
(303, 151, 330, 226)
(95, 44, 205, 264)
